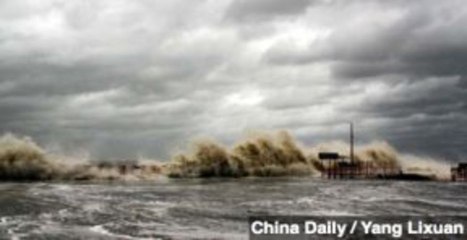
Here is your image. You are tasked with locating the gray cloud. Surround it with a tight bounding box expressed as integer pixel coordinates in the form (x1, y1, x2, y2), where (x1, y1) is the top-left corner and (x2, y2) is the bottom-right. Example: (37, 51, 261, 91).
(265, 0, 467, 79)
(225, 0, 313, 22)
(0, 0, 466, 161)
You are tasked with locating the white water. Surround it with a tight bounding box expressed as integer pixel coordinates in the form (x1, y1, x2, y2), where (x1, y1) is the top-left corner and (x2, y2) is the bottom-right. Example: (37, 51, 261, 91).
(0, 179, 465, 239)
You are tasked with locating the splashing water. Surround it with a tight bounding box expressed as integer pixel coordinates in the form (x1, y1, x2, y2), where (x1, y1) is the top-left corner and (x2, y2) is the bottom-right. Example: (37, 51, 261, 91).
(0, 132, 450, 181)
(0, 134, 163, 181)
(166, 131, 448, 179)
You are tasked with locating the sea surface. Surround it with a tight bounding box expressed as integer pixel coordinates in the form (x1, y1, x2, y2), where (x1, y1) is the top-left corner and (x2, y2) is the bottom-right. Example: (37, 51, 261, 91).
(0, 178, 466, 239)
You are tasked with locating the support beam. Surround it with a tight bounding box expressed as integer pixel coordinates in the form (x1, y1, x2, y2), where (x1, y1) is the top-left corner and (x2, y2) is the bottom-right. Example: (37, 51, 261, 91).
(350, 122, 354, 164)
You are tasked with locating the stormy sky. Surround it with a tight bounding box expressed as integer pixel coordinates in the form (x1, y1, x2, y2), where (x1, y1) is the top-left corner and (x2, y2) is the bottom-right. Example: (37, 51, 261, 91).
(1, 0, 466, 161)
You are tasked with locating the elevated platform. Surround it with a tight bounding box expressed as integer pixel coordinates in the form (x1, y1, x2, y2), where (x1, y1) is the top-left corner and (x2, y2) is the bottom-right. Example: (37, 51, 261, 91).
(318, 152, 406, 180)
(451, 163, 467, 181)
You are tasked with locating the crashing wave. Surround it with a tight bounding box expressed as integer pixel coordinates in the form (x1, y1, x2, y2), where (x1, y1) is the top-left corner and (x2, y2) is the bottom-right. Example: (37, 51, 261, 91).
(0, 132, 449, 181)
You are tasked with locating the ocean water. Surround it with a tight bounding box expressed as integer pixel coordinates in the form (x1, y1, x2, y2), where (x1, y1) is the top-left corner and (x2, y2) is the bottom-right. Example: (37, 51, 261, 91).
(0, 178, 466, 239)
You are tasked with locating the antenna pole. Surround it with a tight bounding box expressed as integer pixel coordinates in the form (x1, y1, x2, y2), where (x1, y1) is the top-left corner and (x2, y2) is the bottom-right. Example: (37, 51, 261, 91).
(350, 122, 354, 164)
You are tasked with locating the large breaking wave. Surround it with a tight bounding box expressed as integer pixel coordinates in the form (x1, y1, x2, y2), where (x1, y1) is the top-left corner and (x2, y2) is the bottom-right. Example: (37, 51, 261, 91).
(0, 134, 162, 181)
(0, 132, 449, 181)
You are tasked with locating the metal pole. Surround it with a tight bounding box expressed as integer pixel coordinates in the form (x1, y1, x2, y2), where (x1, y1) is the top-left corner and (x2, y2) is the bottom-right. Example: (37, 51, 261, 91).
(350, 122, 354, 164)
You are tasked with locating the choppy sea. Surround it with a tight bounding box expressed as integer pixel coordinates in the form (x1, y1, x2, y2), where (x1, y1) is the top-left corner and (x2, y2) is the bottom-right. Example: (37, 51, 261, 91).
(0, 178, 466, 239)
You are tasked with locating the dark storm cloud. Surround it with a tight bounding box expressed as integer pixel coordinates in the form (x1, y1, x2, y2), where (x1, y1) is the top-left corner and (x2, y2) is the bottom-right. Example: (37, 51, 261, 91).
(255, 0, 467, 161)
(1, 0, 466, 161)
(0, 0, 235, 158)
(265, 0, 467, 79)
(225, 0, 313, 22)
(341, 77, 466, 118)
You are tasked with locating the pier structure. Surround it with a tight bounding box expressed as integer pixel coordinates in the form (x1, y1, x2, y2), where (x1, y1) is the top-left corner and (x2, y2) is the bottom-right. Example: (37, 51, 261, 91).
(318, 152, 359, 179)
(451, 163, 467, 181)
(318, 152, 401, 179)
(319, 122, 359, 179)
(319, 122, 402, 180)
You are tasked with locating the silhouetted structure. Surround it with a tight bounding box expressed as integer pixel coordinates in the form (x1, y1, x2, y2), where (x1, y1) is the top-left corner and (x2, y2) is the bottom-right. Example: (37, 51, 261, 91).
(318, 152, 401, 179)
(318, 152, 354, 179)
(319, 123, 361, 179)
(318, 122, 430, 181)
(451, 163, 467, 181)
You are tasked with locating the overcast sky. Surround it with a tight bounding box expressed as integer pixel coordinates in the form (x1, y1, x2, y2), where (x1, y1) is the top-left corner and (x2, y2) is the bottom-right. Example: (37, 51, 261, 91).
(1, 0, 466, 161)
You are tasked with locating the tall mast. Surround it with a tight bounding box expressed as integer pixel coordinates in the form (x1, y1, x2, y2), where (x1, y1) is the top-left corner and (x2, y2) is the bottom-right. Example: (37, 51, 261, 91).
(350, 122, 354, 164)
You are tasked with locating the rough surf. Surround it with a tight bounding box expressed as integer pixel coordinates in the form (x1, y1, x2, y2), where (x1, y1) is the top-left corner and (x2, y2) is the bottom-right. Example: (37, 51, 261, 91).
(0, 132, 450, 181)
